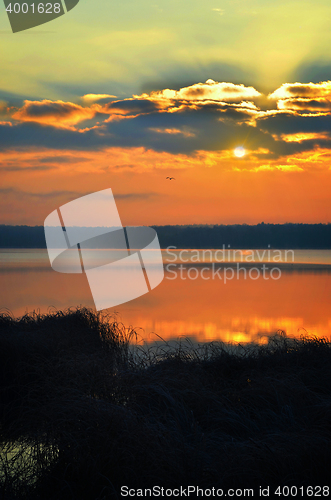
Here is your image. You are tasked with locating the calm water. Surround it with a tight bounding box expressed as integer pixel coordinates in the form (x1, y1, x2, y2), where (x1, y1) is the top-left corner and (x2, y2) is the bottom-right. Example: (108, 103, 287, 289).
(1, 249, 331, 345)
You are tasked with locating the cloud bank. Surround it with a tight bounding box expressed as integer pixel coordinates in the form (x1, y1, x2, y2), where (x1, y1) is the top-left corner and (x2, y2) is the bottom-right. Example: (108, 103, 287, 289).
(1, 79, 331, 172)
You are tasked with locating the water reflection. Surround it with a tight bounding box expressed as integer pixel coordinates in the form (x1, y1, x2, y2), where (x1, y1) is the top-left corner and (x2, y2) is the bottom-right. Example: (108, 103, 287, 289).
(0, 249, 330, 345)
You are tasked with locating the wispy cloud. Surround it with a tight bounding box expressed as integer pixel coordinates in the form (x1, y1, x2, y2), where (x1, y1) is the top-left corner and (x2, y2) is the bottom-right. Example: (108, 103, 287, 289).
(212, 8, 224, 15)
(0, 188, 84, 199)
(0, 165, 55, 172)
(82, 94, 117, 103)
(11, 100, 98, 128)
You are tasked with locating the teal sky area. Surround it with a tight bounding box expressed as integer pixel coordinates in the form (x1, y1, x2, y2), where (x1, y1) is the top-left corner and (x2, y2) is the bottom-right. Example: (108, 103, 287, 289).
(1, 0, 331, 102)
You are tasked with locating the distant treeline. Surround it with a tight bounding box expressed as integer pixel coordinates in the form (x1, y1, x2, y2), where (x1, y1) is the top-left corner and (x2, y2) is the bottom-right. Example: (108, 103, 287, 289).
(1, 223, 331, 249)
(153, 223, 331, 249)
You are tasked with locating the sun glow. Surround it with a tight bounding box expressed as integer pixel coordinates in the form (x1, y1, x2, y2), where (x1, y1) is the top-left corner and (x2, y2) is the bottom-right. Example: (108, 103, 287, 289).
(234, 146, 246, 158)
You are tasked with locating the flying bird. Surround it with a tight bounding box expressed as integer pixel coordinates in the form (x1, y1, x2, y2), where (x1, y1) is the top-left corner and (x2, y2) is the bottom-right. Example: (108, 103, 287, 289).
(166, 177, 175, 180)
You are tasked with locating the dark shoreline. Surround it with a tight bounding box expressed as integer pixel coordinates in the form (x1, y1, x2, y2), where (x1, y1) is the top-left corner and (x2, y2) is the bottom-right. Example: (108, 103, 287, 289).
(1, 223, 331, 249)
(1, 308, 331, 498)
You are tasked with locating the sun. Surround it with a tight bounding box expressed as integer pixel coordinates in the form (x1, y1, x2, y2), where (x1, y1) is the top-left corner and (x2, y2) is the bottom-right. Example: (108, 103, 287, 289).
(234, 146, 246, 158)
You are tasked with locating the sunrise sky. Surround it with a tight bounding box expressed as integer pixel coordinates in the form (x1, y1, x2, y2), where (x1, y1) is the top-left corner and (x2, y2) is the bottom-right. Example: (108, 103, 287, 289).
(1, 0, 331, 226)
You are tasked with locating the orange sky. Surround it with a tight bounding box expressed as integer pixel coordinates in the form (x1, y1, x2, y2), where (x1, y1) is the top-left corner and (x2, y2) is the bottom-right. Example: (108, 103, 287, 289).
(1, 80, 331, 225)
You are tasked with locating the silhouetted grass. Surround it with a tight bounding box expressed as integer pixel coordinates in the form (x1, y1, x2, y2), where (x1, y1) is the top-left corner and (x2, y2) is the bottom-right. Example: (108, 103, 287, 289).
(0, 308, 331, 499)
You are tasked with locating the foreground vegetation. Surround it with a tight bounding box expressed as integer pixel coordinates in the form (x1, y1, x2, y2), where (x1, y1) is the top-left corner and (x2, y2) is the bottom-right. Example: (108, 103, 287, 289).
(0, 308, 331, 499)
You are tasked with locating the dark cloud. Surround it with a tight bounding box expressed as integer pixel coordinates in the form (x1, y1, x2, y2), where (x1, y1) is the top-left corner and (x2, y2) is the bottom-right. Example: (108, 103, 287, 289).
(0, 188, 84, 199)
(12, 99, 95, 126)
(0, 188, 16, 195)
(270, 82, 331, 99)
(278, 98, 331, 112)
(1, 79, 331, 160)
(20, 101, 77, 118)
(0, 187, 159, 202)
(38, 155, 90, 164)
(114, 192, 160, 200)
(0, 165, 55, 172)
(258, 112, 331, 135)
(0, 103, 308, 157)
(285, 85, 324, 98)
(105, 99, 161, 115)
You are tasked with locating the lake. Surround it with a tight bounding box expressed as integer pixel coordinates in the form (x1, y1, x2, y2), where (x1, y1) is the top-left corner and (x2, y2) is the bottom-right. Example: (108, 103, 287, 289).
(1, 248, 330, 345)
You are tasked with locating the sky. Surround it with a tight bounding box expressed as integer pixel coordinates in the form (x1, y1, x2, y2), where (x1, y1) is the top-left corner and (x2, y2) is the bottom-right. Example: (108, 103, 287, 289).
(1, 0, 331, 225)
